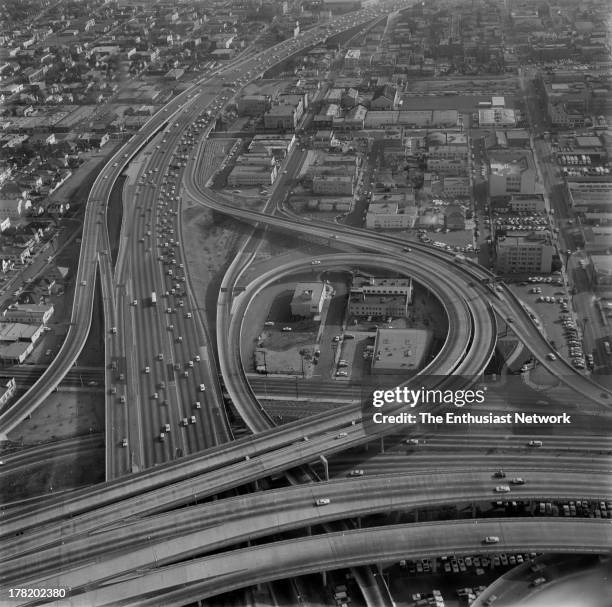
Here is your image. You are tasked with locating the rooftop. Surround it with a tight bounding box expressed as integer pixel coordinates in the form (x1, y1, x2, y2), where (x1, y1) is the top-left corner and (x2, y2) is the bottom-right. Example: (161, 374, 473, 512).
(372, 328, 433, 372)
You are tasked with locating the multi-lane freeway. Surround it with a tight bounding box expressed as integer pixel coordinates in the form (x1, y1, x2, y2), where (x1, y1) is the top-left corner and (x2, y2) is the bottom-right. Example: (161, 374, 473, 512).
(14, 519, 610, 607)
(1, 1, 611, 605)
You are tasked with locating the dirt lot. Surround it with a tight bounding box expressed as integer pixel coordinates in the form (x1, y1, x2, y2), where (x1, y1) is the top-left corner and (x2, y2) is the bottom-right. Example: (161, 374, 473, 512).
(7, 389, 105, 444)
(0, 442, 105, 502)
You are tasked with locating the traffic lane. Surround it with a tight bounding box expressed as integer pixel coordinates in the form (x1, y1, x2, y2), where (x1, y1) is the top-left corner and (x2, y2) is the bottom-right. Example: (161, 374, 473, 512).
(12, 471, 608, 588)
(59, 518, 612, 606)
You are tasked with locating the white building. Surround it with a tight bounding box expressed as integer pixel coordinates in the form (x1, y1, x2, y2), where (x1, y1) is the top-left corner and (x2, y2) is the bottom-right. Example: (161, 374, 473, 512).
(495, 234, 555, 274)
(290, 282, 328, 318)
(488, 150, 537, 196)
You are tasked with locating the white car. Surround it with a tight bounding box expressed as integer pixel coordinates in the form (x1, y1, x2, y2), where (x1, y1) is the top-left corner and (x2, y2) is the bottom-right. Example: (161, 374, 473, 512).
(315, 498, 330, 506)
(311, 260, 321, 265)
(494, 485, 511, 493)
(483, 536, 499, 544)
(144, 366, 150, 374)
(199, 384, 206, 392)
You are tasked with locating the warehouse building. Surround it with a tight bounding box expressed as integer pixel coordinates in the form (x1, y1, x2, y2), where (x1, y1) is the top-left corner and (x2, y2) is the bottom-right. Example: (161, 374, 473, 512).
(371, 328, 433, 374)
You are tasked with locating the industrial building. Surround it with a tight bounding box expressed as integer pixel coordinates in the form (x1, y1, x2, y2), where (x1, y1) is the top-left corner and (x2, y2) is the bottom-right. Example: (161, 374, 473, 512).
(495, 234, 555, 274)
(3, 303, 54, 324)
(366, 202, 416, 229)
(488, 149, 538, 196)
(348, 277, 413, 318)
(371, 328, 433, 374)
(290, 282, 329, 318)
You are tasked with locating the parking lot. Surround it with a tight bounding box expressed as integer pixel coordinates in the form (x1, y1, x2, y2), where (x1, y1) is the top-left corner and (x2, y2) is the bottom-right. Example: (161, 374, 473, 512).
(509, 276, 591, 373)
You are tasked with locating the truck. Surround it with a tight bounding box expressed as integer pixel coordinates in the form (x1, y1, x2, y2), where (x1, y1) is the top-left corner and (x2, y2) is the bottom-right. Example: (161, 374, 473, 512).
(151, 291, 157, 305)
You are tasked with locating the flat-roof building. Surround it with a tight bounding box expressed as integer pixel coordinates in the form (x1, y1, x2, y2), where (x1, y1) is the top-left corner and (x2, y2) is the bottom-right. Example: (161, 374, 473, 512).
(348, 277, 413, 318)
(3, 303, 54, 324)
(489, 149, 537, 196)
(495, 233, 555, 274)
(290, 282, 329, 318)
(0, 322, 44, 343)
(371, 328, 433, 374)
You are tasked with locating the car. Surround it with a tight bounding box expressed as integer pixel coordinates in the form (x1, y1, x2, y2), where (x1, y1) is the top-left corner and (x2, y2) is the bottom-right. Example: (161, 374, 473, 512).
(528, 440, 543, 447)
(510, 477, 525, 485)
(532, 577, 547, 587)
(194, 355, 201, 362)
(311, 260, 321, 265)
(158, 353, 164, 361)
(315, 498, 330, 506)
(495, 485, 511, 493)
(282, 327, 292, 332)
(144, 366, 150, 374)
(336, 432, 348, 438)
(406, 438, 419, 445)
(506, 317, 514, 323)
(348, 469, 364, 476)
(493, 469, 506, 478)
(81, 280, 87, 286)
(132, 299, 138, 306)
(121, 438, 128, 447)
(546, 353, 556, 360)
(199, 384, 206, 392)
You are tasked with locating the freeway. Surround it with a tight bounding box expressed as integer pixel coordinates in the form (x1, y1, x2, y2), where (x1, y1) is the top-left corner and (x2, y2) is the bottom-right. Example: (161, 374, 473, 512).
(184, 170, 612, 409)
(0, 0, 397, 439)
(3, 438, 610, 562)
(2, 3, 610, 603)
(21, 518, 611, 607)
(4, 470, 608, 590)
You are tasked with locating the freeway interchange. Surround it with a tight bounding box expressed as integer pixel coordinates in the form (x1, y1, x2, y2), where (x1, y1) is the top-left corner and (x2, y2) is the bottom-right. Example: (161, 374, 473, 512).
(1, 2, 612, 605)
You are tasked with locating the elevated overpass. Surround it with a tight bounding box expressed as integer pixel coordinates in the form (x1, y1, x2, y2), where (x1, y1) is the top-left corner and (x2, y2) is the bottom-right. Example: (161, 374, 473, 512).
(20, 519, 610, 607)
(4, 469, 608, 589)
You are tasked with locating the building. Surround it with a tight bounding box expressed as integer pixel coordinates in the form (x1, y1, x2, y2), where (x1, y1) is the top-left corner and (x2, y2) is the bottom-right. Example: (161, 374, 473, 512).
(237, 95, 270, 116)
(441, 177, 471, 198)
(0, 340, 33, 364)
(348, 277, 413, 318)
(507, 194, 546, 213)
(444, 204, 466, 230)
(2, 303, 54, 324)
(0, 322, 44, 343)
(0, 377, 16, 407)
(370, 85, 400, 110)
(313, 175, 354, 196)
(365, 202, 416, 229)
(227, 164, 277, 187)
(488, 149, 537, 196)
(0, 198, 30, 219)
(290, 282, 328, 318)
(495, 234, 555, 274)
(344, 49, 361, 69)
(591, 255, 612, 286)
(567, 181, 612, 211)
(371, 328, 433, 374)
(264, 98, 304, 130)
(478, 108, 517, 127)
